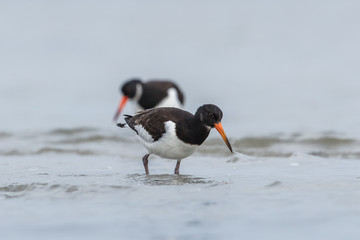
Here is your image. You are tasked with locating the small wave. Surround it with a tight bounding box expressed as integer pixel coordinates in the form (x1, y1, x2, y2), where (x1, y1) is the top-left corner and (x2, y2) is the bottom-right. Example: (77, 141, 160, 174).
(233, 137, 286, 148)
(198, 145, 292, 158)
(309, 151, 360, 159)
(47, 127, 98, 136)
(289, 152, 324, 159)
(2, 130, 360, 159)
(0, 182, 131, 199)
(0, 183, 80, 199)
(53, 134, 130, 144)
(35, 147, 97, 155)
(58, 174, 88, 177)
(0, 183, 46, 192)
(0, 150, 26, 156)
(200, 134, 359, 158)
(230, 135, 356, 149)
(108, 185, 131, 190)
(0, 148, 98, 156)
(0, 183, 47, 199)
(300, 136, 356, 147)
(0, 132, 11, 139)
(266, 181, 282, 187)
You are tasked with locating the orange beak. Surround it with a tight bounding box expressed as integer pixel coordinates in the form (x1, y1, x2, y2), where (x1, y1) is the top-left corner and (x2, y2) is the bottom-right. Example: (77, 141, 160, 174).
(113, 96, 128, 122)
(214, 122, 233, 153)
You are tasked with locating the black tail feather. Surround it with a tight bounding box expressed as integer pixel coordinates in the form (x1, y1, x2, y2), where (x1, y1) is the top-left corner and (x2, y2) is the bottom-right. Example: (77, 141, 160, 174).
(117, 122, 127, 128)
(115, 114, 133, 129)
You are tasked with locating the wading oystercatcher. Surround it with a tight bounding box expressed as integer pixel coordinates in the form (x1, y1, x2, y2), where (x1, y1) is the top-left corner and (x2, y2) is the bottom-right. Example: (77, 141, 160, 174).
(113, 78, 184, 122)
(117, 104, 233, 174)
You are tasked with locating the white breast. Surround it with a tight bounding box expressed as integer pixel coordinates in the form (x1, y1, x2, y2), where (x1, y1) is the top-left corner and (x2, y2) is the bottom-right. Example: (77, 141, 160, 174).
(133, 83, 144, 113)
(135, 121, 198, 160)
(156, 88, 183, 109)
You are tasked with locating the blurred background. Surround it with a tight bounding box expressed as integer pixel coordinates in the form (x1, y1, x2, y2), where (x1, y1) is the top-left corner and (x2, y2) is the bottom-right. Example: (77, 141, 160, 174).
(1, 0, 359, 136)
(2, 2, 360, 240)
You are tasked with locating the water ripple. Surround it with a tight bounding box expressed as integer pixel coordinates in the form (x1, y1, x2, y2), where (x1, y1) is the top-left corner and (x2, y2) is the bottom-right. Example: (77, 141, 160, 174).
(127, 174, 214, 186)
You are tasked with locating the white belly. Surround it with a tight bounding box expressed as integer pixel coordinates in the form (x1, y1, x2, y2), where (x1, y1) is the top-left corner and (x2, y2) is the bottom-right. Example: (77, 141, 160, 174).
(135, 121, 198, 160)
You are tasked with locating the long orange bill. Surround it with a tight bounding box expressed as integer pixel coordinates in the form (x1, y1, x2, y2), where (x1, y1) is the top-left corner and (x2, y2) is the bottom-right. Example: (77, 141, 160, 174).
(214, 122, 233, 153)
(113, 96, 128, 122)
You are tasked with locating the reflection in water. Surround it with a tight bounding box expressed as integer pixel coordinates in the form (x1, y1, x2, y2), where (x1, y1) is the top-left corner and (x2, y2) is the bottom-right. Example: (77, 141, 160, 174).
(127, 174, 214, 186)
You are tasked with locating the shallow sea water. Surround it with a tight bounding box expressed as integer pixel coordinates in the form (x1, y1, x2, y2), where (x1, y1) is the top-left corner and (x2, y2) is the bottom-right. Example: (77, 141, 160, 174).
(1, 128, 360, 240)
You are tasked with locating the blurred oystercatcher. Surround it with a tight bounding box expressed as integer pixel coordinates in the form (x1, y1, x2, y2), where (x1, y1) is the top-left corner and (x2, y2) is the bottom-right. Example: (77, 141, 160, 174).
(117, 104, 233, 174)
(113, 78, 184, 122)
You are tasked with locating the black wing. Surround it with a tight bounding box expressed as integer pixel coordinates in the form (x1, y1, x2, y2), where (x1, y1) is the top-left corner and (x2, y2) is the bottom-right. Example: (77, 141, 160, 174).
(138, 81, 185, 109)
(125, 107, 192, 141)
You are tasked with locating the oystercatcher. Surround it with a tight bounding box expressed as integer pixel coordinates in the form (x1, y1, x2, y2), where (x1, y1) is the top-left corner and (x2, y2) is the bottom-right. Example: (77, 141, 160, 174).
(117, 104, 233, 174)
(113, 78, 184, 122)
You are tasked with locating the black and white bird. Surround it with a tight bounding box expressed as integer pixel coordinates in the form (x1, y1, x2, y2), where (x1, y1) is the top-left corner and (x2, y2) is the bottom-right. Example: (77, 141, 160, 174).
(117, 104, 233, 174)
(113, 78, 184, 122)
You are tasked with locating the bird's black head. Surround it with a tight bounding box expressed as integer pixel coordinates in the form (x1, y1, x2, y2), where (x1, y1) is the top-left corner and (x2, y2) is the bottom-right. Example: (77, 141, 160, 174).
(195, 104, 223, 128)
(121, 78, 142, 99)
(195, 104, 233, 153)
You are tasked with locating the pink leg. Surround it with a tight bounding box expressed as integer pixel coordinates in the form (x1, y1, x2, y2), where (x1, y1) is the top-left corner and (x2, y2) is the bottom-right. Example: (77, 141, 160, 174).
(174, 160, 181, 174)
(142, 154, 150, 174)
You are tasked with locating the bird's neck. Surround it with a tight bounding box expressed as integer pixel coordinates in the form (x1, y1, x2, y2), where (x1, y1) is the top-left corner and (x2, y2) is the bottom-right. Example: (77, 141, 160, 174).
(133, 83, 143, 101)
(176, 117, 211, 145)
